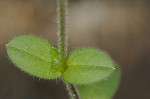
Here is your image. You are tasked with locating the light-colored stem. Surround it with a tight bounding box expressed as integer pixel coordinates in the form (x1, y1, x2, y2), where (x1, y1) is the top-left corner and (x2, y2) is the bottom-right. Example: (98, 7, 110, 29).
(57, 0, 79, 99)
(58, 0, 67, 72)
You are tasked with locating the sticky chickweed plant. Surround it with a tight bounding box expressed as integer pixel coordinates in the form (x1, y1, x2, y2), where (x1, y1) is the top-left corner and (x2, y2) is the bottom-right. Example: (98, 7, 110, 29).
(6, 0, 120, 99)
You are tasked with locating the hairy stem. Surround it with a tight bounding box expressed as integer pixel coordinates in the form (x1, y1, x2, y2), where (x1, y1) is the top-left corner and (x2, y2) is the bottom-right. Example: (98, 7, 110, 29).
(58, 0, 67, 71)
(57, 0, 79, 99)
(66, 83, 79, 99)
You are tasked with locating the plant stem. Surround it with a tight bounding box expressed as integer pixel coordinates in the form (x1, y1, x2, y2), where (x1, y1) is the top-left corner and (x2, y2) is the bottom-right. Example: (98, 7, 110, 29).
(58, 0, 67, 69)
(57, 0, 79, 99)
(66, 83, 80, 99)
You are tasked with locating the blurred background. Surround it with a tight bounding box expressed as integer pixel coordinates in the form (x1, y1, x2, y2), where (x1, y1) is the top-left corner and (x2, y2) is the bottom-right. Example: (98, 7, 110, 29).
(0, 0, 150, 99)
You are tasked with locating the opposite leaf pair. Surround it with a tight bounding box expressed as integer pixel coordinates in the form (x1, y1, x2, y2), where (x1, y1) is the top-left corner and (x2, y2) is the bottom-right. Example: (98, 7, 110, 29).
(6, 35, 115, 84)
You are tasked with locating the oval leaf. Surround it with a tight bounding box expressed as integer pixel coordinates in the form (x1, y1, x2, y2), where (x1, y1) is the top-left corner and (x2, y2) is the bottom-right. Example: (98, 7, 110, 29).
(6, 35, 61, 79)
(77, 66, 121, 99)
(62, 48, 115, 84)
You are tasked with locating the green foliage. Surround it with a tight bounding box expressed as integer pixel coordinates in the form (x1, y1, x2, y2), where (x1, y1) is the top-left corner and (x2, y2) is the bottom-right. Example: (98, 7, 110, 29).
(6, 35, 116, 84)
(6, 35, 120, 99)
(6, 35, 61, 79)
(77, 66, 121, 99)
(62, 48, 115, 84)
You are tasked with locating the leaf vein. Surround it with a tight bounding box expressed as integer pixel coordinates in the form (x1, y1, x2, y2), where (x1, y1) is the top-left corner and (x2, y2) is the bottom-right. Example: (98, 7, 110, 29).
(7, 45, 52, 64)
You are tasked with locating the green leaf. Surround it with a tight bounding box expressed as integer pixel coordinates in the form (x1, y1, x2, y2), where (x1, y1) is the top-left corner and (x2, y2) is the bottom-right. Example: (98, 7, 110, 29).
(77, 66, 121, 99)
(62, 48, 115, 84)
(6, 35, 61, 79)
